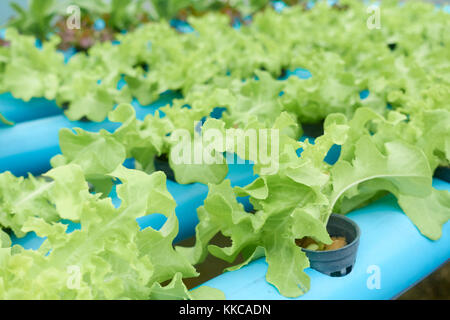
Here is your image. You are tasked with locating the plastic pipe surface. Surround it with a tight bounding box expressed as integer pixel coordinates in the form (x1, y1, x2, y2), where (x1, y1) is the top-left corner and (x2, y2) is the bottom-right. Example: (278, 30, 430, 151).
(0, 93, 62, 126)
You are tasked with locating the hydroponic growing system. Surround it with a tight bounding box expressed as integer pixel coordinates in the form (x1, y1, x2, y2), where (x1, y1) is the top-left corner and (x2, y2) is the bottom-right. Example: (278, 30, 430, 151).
(0, 0, 449, 300)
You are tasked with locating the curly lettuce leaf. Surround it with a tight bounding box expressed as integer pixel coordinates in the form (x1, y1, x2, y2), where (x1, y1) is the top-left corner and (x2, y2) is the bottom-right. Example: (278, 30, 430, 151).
(2, 29, 63, 101)
(177, 178, 330, 298)
(0, 113, 14, 126)
(0, 165, 217, 300)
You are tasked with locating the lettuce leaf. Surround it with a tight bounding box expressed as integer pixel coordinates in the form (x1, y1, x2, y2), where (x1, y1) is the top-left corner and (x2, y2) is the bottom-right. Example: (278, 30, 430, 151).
(178, 107, 449, 298)
(0, 164, 220, 300)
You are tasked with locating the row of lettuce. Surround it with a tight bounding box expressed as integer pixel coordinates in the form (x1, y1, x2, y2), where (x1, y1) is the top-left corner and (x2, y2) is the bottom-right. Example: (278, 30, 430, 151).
(3, 0, 294, 51)
(0, 0, 449, 299)
(1, 0, 447, 124)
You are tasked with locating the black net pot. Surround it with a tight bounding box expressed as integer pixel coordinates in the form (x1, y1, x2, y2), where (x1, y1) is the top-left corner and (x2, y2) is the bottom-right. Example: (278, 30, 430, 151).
(302, 213, 361, 277)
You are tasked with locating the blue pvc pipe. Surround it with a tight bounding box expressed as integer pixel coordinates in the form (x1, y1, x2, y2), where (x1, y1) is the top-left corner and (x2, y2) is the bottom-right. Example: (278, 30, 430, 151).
(0, 91, 178, 177)
(0, 61, 307, 127)
(280, 68, 312, 81)
(202, 178, 450, 300)
(12, 162, 448, 301)
(272, 1, 287, 13)
(0, 40, 78, 126)
(94, 19, 106, 31)
(0, 93, 62, 126)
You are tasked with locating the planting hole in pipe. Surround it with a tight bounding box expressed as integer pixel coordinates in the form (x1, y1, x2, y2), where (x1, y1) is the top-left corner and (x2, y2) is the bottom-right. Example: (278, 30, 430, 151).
(178, 232, 248, 289)
(154, 154, 176, 181)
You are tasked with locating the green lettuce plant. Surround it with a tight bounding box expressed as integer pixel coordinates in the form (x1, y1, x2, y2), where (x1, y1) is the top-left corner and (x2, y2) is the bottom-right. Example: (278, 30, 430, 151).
(1, 0, 449, 126)
(0, 164, 223, 299)
(176, 108, 450, 297)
